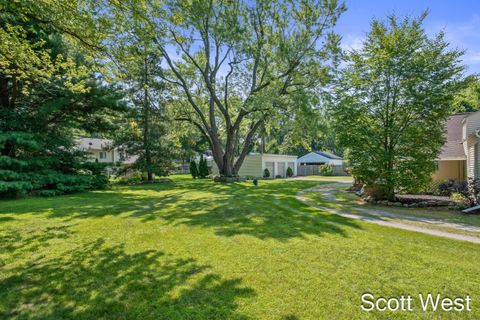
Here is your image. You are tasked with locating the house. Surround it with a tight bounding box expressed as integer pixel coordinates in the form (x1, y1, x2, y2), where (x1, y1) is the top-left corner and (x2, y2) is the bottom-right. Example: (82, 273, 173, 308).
(297, 151, 345, 176)
(77, 138, 137, 165)
(211, 153, 298, 178)
(433, 112, 480, 181)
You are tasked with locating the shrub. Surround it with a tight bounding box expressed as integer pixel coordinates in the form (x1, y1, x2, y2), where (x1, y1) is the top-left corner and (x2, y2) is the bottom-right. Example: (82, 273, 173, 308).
(319, 163, 333, 176)
(438, 179, 467, 196)
(275, 174, 282, 179)
(286, 167, 293, 177)
(189, 160, 198, 179)
(198, 156, 209, 178)
(462, 177, 480, 207)
(451, 192, 467, 204)
(363, 183, 392, 200)
(263, 168, 270, 178)
(252, 178, 258, 186)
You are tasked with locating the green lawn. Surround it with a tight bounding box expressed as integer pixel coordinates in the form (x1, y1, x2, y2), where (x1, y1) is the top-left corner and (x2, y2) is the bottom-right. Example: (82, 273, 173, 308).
(1, 175, 479, 319)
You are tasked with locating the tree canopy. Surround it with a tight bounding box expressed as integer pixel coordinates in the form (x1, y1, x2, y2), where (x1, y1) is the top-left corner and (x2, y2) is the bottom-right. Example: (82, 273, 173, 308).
(332, 12, 464, 199)
(94, 0, 345, 176)
(0, 2, 125, 197)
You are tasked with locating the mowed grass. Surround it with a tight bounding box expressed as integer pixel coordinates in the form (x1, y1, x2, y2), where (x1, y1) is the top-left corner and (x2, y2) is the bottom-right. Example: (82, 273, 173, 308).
(0, 175, 479, 319)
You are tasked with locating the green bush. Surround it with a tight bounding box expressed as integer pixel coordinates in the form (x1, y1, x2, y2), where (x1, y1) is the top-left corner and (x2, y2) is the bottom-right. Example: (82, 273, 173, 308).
(198, 156, 209, 178)
(363, 183, 392, 200)
(189, 160, 198, 179)
(263, 168, 270, 178)
(319, 164, 333, 176)
(286, 167, 293, 178)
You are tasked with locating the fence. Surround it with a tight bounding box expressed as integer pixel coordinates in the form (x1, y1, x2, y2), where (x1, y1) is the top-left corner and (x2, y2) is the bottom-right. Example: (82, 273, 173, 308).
(297, 164, 346, 176)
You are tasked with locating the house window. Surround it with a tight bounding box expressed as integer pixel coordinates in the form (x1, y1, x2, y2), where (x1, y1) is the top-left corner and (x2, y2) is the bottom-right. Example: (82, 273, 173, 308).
(99, 151, 107, 159)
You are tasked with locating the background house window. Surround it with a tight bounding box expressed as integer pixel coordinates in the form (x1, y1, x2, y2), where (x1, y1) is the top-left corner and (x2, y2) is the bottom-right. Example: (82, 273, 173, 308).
(99, 151, 107, 159)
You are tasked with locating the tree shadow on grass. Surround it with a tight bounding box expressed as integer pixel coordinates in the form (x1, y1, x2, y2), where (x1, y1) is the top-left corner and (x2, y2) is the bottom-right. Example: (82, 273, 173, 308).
(0, 180, 362, 240)
(160, 180, 363, 240)
(0, 224, 74, 259)
(0, 239, 255, 320)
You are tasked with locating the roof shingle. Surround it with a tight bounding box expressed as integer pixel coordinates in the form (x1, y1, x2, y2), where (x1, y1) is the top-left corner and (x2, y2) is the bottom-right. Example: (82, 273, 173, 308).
(438, 114, 468, 160)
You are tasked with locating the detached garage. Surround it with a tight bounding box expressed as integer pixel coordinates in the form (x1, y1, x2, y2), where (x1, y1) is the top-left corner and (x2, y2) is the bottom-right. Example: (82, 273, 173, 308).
(297, 151, 345, 176)
(211, 153, 297, 178)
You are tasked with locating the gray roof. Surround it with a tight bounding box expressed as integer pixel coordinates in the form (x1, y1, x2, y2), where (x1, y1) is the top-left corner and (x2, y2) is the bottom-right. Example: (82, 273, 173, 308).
(313, 151, 342, 160)
(438, 114, 468, 160)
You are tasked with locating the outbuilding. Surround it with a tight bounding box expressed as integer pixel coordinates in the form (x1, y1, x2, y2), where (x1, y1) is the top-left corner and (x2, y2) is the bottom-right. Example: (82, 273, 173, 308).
(211, 153, 298, 178)
(297, 151, 344, 175)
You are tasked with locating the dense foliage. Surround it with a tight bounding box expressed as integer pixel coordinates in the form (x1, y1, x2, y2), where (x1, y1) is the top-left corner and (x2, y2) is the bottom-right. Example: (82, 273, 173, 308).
(198, 156, 209, 179)
(94, 0, 345, 176)
(332, 13, 464, 200)
(0, 8, 124, 198)
(189, 160, 198, 179)
(113, 50, 172, 181)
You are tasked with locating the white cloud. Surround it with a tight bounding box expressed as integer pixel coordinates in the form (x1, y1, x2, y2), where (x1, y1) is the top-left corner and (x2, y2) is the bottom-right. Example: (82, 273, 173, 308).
(341, 34, 364, 51)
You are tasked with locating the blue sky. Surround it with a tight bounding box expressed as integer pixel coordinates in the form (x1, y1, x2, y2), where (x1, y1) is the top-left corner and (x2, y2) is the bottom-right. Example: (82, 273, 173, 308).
(336, 0, 480, 74)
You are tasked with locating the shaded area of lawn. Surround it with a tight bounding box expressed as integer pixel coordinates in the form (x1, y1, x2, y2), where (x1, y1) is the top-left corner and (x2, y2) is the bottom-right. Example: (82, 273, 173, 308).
(0, 236, 254, 319)
(0, 177, 361, 241)
(1, 175, 480, 319)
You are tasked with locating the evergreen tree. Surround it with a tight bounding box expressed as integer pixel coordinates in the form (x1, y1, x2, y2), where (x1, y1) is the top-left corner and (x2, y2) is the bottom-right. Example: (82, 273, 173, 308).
(108, 20, 173, 182)
(189, 160, 198, 179)
(0, 17, 125, 197)
(198, 156, 209, 179)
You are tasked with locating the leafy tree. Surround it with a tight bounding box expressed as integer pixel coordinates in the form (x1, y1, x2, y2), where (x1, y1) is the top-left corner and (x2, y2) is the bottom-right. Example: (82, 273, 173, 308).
(0, 10, 124, 197)
(332, 12, 464, 200)
(259, 95, 342, 156)
(452, 75, 480, 113)
(189, 160, 198, 179)
(96, 0, 345, 177)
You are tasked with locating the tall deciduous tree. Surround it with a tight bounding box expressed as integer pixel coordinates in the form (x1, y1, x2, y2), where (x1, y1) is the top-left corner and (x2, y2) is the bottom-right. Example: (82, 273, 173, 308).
(332, 12, 464, 200)
(98, 0, 345, 177)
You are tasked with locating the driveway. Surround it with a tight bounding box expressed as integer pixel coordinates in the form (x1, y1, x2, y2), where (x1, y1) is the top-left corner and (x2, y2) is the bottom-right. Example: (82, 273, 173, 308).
(297, 182, 480, 244)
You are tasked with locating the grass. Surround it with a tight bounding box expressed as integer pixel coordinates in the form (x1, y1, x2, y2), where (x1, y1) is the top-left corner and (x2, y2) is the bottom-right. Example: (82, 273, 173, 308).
(0, 175, 479, 319)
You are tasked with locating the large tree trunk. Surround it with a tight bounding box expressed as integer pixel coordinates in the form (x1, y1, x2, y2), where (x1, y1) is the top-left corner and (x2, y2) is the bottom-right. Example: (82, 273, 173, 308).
(0, 73, 15, 157)
(212, 117, 264, 177)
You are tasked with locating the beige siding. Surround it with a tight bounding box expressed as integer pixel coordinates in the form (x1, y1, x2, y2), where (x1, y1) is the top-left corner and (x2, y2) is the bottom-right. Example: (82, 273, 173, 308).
(87, 150, 114, 163)
(468, 144, 475, 178)
(465, 112, 480, 137)
(432, 160, 466, 181)
(238, 155, 262, 177)
(210, 154, 299, 177)
(210, 155, 263, 177)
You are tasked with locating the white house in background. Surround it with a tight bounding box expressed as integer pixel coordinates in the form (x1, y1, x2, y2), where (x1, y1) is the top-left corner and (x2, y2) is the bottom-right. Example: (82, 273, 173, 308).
(211, 153, 298, 178)
(297, 151, 345, 176)
(77, 138, 137, 165)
